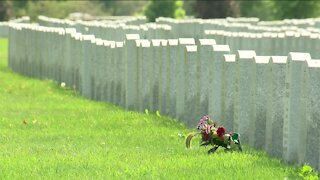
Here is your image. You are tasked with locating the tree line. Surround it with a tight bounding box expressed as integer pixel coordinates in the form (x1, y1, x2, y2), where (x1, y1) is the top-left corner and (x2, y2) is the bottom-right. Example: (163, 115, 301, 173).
(1, 0, 320, 22)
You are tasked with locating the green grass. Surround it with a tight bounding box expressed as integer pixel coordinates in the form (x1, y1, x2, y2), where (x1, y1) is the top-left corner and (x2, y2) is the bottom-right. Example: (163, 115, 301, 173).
(0, 38, 308, 179)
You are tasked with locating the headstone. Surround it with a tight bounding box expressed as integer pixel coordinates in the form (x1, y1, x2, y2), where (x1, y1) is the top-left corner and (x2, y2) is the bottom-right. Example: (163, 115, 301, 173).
(167, 39, 179, 118)
(222, 54, 237, 132)
(283, 52, 310, 164)
(265, 56, 287, 158)
(209, 45, 230, 126)
(234, 50, 256, 145)
(115, 42, 125, 106)
(184, 45, 199, 126)
(175, 38, 195, 120)
(80, 34, 95, 99)
(159, 40, 168, 115)
(253, 56, 271, 149)
(198, 39, 216, 119)
(137, 40, 152, 112)
(125, 34, 140, 110)
(305, 59, 320, 170)
(151, 39, 162, 112)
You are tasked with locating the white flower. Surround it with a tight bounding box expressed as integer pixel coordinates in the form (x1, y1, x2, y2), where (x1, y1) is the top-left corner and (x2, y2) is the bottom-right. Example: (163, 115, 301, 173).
(61, 82, 66, 88)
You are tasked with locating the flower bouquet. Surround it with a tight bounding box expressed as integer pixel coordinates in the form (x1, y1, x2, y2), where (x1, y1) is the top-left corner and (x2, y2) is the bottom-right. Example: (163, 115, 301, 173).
(186, 115, 242, 154)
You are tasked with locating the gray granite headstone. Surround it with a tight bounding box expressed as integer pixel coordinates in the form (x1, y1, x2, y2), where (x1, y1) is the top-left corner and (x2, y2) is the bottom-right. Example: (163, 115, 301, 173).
(209, 45, 230, 126)
(183, 45, 199, 126)
(115, 42, 125, 106)
(167, 39, 179, 118)
(283, 52, 310, 164)
(151, 39, 162, 112)
(125, 34, 140, 110)
(234, 50, 256, 145)
(159, 40, 169, 115)
(80, 35, 95, 99)
(305, 59, 320, 170)
(198, 39, 216, 120)
(175, 38, 195, 120)
(254, 56, 271, 149)
(222, 54, 236, 132)
(265, 56, 287, 158)
(137, 40, 152, 112)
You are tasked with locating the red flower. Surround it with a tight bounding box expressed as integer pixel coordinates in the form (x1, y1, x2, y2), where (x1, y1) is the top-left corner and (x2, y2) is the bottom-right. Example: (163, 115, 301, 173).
(216, 127, 226, 137)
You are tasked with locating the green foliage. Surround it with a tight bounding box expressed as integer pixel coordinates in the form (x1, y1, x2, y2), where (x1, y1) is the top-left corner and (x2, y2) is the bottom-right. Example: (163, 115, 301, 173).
(0, 39, 315, 178)
(0, 0, 12, 21)
(174, 1, 185, 19)
(239, 1, 275, 20)
(144, 0, 185, 22)
(188, 0, 320, 20)
(272, 0, 320, 20)
(100, 0, 147, 16)
(193, 0, 240, 19)
(298, 165, 319, 180)
(9, 1, 148, 20)
(156, 110, 161, 117)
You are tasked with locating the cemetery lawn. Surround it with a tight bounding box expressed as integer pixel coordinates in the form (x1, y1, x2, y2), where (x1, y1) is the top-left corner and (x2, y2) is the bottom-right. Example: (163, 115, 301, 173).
(0, 38, 303, 179)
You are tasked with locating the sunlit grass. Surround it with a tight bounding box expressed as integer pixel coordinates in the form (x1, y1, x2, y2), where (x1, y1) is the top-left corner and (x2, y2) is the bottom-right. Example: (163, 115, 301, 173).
(0, 38, 307, 179)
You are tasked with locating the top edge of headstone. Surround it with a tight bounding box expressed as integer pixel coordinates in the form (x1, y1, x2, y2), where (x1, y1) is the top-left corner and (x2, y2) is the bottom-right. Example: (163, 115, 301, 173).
(186, 45, 197, 52)
(213, 45, 230, 52)
(160, 39, 168, 46)
(136, 39, 150, 47)
(151, 39, 162, 46)
(255, 56, 270, 64)
(65, 28, 76, 34)
(82, 34, 95, 41)
(310, 33, 319, 39)
(110, 42, 116, 48)
(237, 50, 256, 59)
(199, 39, 216, 45)
(116, 42, 124, 47)
(179, 38, 195, 45)
(289, 52, 311, 61)
(126, 34, 140, 40)
(95, 38, 103, 45)
(103, 40, 111, 46)
(168, 39, 179, 46)
(271, 56, 287, 63)
(307, 59, 320, 68)
(224, 54, 236, 62)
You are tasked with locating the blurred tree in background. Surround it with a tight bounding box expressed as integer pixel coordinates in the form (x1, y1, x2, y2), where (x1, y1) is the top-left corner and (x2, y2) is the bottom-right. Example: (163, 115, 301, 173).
(190, 0, 320, 20)
(193, 0, 240, 19)
(100, 0, 147, 16)
(272, 0, 320, 19)
(144, 0, 186, 22)
(1, 0, 320, 22)
(0, 0, 12, 21)
(174, 1, 186, 19)
(239, 0, 275, 20)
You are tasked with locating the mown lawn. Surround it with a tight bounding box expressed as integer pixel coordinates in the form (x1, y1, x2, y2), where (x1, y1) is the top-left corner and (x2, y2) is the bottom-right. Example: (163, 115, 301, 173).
(0, 38, 307, 179)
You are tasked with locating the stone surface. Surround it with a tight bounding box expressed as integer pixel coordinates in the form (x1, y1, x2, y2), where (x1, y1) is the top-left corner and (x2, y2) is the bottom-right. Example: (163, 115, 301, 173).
(167, 39, 179, 118)
(183, 45, 199, 126)
(265, 56, 287, 158)
(253, 56, 271, 149)
(209, 45, 230, 126)
(234, 50, 256, 145)
(125, 34, 140, 110)
(175, 38, 195, 120)
(305, 59, 320, 170)
(283, 52, 310, 164)
(222, 54, 236, 132)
